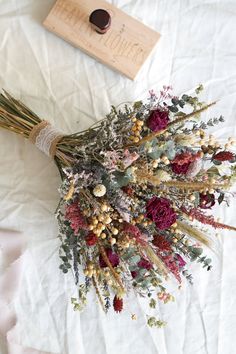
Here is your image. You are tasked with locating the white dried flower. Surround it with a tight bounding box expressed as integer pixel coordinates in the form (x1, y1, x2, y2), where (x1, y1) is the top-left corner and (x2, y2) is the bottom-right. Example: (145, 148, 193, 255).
(174, 134, 197, 146)
(93, 184, 106, 197)
(155, 170, 171, 182)
(186, 160, 202, 178)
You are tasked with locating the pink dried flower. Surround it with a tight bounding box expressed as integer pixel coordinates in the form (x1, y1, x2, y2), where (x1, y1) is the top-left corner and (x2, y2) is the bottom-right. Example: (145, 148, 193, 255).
(158, 253, 181, 283)
(122, 149, 139, 168)
(176, 254, 186, 268)
(102, 150, 121, 170)
(149, 89, 157, 99)
(65, 202, 88, 233)
(122, 222, 147, 245)
(186, 159, 202, 178)
(183, 208, 236, 231)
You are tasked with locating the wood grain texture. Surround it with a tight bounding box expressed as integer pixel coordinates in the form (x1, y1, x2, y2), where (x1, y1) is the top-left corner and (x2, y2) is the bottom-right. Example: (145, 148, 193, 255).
(43, 0, 161, 80)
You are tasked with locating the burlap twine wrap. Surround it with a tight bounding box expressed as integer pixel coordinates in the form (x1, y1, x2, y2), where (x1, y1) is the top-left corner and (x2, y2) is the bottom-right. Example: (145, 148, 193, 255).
(29, 120, 63, 157)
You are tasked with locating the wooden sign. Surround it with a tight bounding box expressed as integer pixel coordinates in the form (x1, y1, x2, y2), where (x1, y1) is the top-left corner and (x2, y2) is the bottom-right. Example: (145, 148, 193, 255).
(43, 0, 161, 80)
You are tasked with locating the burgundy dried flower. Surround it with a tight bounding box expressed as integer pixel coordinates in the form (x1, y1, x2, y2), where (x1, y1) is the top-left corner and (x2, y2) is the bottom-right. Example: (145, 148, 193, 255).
(99, 248, 120, 268)
(213, 151, 235, 162)
(172, 151, 201, 165)
(199, 193, 215, 209)
(159, 253, 181, 282)
(146, 109, 169, 132)
(65, 202, 88, 233)
(113, 295, 123, 313)
(122, 186, 134, 196)
(171, 152, 201, 175)
(146, 197, 176, 230)
(131, 270, 138, 278)
(138, 258, 152, 270)
(85, 232, 97, 246)
(152, 234, 171, 252)
(171, 161, 191, 175)
(122, 222, 147, 245)
(183, 207, 236, 232)
(176, 254, 186, 268)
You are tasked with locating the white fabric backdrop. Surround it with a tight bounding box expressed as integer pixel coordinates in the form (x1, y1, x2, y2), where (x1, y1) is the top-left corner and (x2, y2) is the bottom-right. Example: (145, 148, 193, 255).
(1, 0, 236, 353)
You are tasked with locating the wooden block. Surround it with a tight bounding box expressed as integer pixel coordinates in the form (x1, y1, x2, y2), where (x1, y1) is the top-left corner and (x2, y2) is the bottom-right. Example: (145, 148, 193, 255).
(43, 0, 161, 80)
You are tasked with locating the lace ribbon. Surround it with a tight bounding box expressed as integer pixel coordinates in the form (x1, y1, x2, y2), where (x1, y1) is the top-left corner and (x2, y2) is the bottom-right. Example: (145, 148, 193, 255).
(29, 121, 63, 157)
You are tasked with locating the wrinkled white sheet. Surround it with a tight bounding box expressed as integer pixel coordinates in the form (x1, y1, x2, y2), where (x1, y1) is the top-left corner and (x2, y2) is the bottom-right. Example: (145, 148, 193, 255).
(1, 0, 236, 353)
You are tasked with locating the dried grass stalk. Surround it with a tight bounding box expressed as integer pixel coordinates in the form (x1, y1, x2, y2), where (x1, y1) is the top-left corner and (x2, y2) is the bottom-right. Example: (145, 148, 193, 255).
(177, 220, 211, 247)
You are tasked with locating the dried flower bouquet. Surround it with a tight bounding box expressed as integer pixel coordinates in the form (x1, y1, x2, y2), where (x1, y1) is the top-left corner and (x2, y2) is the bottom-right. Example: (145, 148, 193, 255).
(0, 85, 236, 327)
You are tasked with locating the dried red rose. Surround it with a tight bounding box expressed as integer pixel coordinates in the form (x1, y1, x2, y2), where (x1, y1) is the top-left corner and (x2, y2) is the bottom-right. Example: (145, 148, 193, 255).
(171, 161, 191, 175)
(171, 152, 201, 175)
(152, 234, 171, 251)
(113, 295, 123, 313)
(146, 109, 169, 132)
(146, 197, 176, 230)
(199, 193, 215, 209)
(99, 248, 120, 268)
(85, 232, 97, 246)
(172, 151, 201, 165)
(213, 151, 235, 162)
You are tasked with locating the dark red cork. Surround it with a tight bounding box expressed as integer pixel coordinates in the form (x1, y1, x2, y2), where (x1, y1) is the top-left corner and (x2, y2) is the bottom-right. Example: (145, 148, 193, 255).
(89, 9, 111, 34)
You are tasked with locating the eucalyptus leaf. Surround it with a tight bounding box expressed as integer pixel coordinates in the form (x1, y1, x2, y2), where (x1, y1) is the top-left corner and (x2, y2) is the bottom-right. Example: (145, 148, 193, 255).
(111, 168, 133, 188)
(218, 193, 224, 205)
(213, 160, 222, 166)
(122, 248, 136, 260)
(129, 255, 141, 265)
(181, 94, 189, 101)
(204, 258, 212, 265)
(129, 265, 138, 272)
(171, 98, 179, 105)
(141, 279, 152, 288)
(174, 111, 186, 117)
(168, 105, 179, 113)
(207, 166, 221, 176)
(192, 247, 203, 256)
(148, 147, 162, 159)
(138, 269, 147, 277)
(179, 100, 185, 108)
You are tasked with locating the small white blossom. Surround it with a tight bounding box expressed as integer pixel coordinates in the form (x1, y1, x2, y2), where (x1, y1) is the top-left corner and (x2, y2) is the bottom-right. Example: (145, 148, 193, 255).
(174, 134, 198, 146)
(93, 184, 106, 197)
(186, 160, 203, 178)
(155, 170, 171, 181)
